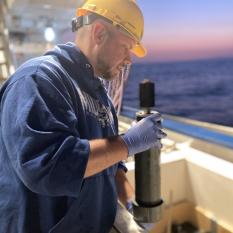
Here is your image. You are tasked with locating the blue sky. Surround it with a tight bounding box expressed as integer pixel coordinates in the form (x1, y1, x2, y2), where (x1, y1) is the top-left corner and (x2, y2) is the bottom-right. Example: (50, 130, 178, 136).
(135, 0, 233, 62)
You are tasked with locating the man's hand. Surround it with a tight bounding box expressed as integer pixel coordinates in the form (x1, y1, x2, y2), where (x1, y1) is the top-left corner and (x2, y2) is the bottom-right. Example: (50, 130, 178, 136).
(121, 112, 167, 156)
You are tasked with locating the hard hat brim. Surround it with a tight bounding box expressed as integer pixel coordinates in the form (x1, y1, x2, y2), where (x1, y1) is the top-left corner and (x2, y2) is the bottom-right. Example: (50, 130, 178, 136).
(132, 43, 147, 58)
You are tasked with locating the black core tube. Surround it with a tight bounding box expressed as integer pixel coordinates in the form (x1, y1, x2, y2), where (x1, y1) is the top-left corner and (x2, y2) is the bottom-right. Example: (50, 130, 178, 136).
(133, 80, 163, 223)
(139, 80, 155, 109)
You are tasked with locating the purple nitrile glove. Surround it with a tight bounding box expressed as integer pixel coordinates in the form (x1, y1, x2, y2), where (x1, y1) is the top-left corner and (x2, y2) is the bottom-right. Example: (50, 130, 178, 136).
(121, 112, 167, 156)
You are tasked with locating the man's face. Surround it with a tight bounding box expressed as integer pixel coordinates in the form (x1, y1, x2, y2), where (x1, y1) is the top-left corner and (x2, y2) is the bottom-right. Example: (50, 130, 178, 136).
(96, 25, 135, 81)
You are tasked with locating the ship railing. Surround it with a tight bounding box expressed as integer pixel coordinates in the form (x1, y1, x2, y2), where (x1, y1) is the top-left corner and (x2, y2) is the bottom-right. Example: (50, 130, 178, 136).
(120, 105, 233, 163)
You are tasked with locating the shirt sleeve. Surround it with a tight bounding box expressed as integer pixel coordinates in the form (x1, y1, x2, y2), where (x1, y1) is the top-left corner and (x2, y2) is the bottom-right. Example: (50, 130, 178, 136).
(1, 73, 90, 197)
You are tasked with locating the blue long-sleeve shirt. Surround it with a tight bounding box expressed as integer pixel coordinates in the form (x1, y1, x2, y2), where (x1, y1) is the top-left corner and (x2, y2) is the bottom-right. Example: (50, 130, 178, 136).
(0, 42, 124, 233)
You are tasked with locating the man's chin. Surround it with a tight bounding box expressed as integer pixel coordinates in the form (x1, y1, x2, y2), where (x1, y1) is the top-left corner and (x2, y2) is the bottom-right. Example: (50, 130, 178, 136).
(111, 70, 122, 80)
(102, 71, 120, 81)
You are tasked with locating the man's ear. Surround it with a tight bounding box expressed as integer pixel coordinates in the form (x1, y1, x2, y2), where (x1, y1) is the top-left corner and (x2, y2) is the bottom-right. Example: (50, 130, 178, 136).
(92, 22, 108, 45)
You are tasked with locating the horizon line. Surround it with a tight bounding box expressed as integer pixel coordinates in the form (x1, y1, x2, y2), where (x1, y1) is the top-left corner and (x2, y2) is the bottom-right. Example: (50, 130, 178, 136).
(132, 55, 233, 65)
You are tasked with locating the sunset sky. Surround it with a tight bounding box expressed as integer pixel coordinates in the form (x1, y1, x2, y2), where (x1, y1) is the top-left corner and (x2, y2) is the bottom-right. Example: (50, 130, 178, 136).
(135, 0, 233, 62)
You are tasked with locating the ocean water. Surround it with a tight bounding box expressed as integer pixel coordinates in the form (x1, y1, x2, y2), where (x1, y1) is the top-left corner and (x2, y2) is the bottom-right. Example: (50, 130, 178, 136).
(123, 57, 233, 127)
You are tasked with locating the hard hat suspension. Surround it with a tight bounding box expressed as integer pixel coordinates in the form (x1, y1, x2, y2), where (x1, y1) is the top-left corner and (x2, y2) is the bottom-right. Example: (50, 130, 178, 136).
(72, 12, 134, 42)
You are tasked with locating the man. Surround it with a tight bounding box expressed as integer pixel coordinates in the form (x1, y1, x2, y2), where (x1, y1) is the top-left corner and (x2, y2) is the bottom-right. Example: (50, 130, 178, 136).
(0, 0, 166, 232)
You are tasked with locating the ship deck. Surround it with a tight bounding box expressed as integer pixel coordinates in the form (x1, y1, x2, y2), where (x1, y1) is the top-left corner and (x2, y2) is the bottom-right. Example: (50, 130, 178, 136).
(119, 112, 233, 233)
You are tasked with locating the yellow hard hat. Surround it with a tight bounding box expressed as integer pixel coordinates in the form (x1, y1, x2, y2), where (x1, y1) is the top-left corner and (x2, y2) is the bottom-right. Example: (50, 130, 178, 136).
(77, 0, 147, 58)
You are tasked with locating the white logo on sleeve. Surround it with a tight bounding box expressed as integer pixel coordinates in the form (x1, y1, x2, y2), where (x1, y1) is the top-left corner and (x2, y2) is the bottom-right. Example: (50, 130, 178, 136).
(78, 90, 115, 128)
